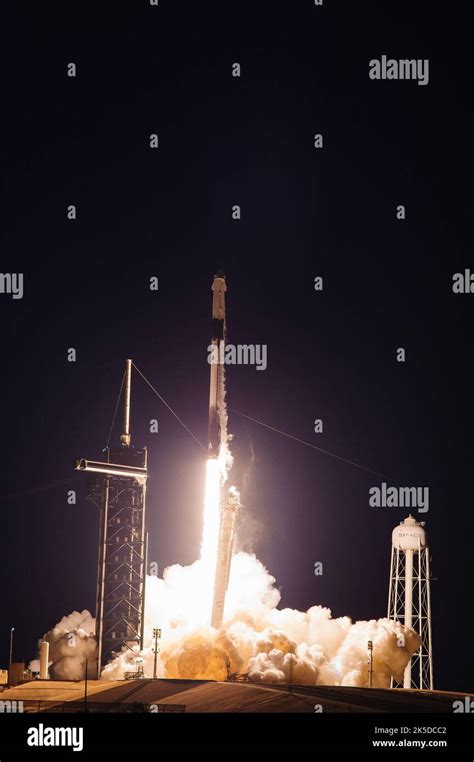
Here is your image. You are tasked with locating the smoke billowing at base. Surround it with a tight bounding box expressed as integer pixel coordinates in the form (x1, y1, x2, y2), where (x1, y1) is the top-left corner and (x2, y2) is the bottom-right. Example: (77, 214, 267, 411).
(32, 552, 420, 687)
(30, 610, 97, 681)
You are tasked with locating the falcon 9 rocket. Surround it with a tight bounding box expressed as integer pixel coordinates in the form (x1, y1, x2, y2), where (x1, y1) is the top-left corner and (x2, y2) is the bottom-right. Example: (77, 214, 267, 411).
(206, 274, 238, 629)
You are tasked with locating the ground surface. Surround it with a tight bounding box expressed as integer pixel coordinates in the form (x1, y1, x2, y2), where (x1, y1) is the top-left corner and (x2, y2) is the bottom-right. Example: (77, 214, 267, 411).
(1, 680, 472, 713)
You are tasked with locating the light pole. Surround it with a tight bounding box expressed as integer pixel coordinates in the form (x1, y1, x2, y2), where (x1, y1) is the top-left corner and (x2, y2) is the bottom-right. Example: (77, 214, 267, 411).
(9, 627, 15, 666)
(152, 628, 161, 679)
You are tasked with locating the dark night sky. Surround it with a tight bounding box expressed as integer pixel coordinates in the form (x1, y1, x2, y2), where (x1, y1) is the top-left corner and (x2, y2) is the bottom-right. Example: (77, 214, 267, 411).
(1, 1, 473, 692)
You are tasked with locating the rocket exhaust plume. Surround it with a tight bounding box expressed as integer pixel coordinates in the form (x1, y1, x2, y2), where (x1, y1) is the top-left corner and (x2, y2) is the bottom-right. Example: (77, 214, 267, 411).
(38, 556, 421, 687)
(93, 552, 420, 686)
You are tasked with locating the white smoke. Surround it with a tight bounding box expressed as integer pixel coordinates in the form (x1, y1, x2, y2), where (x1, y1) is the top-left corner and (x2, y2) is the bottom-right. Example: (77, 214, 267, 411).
(29, 610, 97, 680)
(98, 552, 419, 686)
(34, 555, 419, 686)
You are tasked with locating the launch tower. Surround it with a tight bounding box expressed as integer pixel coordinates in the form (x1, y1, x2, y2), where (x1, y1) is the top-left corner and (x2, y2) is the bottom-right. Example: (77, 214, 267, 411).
(75, 360, 148, 676)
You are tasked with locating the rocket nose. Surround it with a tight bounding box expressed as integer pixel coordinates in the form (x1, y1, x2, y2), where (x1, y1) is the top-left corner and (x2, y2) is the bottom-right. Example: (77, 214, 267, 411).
(212, 275, 227, 292)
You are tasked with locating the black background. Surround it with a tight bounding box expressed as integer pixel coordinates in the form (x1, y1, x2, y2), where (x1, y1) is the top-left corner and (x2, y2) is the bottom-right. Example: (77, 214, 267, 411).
(1, 0, 473, 693)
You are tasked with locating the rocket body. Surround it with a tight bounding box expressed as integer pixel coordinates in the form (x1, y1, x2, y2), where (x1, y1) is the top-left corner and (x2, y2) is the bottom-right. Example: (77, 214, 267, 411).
(211, 489, 239, 629)
(206, 273, 237, 630)
(208, 275, 227, 458)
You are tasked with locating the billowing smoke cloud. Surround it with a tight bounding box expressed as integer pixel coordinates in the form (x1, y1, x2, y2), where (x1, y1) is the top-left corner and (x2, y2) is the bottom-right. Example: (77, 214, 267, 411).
(32, 558, 419, 686)
(97, 552, 419, 687)
(29, 610, 97, 680)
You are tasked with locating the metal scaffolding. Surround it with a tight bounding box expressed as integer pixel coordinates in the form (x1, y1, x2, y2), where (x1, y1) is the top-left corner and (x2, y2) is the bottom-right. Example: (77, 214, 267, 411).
(75, 360, 148, 676)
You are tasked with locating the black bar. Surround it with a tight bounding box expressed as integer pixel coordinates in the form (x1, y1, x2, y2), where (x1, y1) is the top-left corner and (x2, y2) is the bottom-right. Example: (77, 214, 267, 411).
(0, 713, 473, 756)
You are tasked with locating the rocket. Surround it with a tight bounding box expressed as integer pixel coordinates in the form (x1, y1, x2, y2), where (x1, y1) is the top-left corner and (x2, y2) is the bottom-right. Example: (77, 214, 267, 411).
(208, 274, 227, 458)
(207, 274, 239, 629)
(209, 275, 239, 629)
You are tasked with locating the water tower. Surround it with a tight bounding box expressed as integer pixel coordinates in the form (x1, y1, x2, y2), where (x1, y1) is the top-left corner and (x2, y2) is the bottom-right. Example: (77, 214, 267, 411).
(388, 515, 433, 689)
